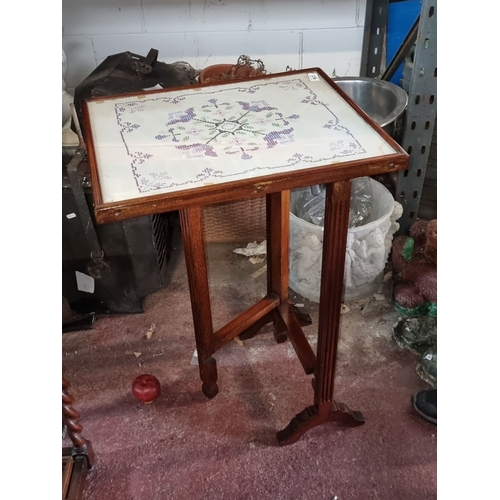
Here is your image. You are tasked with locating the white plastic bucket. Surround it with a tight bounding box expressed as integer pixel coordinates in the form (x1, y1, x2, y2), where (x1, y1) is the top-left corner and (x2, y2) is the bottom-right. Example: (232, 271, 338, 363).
(289, 178, 402, 302)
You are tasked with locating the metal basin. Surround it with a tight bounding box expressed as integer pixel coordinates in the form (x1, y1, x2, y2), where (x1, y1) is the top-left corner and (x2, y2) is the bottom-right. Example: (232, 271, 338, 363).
(333, 77, 408, 137)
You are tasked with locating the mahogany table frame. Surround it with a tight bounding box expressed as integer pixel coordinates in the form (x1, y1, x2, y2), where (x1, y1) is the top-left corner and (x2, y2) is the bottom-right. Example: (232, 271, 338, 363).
(82, 68, 409, 445)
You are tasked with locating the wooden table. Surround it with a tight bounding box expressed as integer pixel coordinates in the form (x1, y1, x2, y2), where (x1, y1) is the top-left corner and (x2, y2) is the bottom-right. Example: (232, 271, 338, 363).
(82, 68, 408, 445)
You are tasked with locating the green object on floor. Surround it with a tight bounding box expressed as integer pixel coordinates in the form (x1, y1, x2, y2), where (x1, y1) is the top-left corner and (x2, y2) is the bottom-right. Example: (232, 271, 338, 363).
(401, 237, 414, 261)
(417, 346, 437, 388)
(427, 302, 437, 316)
(393, 301, 436, 317)
(394, 316, 438, 386)
(393, 316, 437, 355)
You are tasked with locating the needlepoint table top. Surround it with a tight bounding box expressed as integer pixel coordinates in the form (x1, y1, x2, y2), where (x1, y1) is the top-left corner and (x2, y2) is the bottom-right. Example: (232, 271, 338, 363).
(82, 68, 407, 223)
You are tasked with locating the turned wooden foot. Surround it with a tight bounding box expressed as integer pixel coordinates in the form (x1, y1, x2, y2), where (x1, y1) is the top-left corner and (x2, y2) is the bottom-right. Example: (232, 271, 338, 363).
(277, 401, 365, 446)
(202, 382, 219, 399)
(199, 356, 219, 399)
(63, 370, 95, 468)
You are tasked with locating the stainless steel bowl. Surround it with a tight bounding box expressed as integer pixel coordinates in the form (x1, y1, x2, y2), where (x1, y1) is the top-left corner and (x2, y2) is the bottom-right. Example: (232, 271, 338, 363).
(333, 77, 408, 137)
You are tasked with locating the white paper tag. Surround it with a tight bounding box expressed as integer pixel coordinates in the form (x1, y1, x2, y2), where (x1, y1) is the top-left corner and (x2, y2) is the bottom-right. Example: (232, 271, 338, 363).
(424, 353, 433, 361)
(308, 73, 320, 82)
(75, 271, 95, 293)
(190, 348, 198, 366)
(142, 84, 163, 91)
(66, 213, 76, 219)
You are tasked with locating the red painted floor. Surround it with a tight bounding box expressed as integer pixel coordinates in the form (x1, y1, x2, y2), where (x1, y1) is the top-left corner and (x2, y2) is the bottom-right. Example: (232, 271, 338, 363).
(62, 235, 436, 500)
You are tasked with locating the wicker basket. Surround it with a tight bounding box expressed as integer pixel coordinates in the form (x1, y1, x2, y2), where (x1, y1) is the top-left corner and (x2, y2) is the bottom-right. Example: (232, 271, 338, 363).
(203, 197, 266, 243)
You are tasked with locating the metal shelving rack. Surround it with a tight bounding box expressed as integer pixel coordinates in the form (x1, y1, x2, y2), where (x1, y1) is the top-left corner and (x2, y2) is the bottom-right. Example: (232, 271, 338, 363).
(361, 0, 437, 234)
(359, 0, 389, 79)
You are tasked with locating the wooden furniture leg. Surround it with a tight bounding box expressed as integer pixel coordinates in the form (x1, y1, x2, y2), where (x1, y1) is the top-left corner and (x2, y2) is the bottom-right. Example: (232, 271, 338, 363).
(277, 180, 365, 446)
(62, 370, 95, 467)
(62, 368, 94, 500)
(238, 191, 290, 343)
(180, 207, 219, 399)
(239, 190, 292, 343)
(266, 190, 292, 344)
(240, 191, 312, 343)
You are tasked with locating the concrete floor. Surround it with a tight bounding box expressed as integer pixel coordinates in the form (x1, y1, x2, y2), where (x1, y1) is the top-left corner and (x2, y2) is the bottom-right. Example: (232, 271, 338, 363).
(62, 226, 437, 500)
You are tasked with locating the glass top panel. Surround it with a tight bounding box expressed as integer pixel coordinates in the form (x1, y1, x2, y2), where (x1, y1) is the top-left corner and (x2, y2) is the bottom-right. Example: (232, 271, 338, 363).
(86, 70, 397, 204)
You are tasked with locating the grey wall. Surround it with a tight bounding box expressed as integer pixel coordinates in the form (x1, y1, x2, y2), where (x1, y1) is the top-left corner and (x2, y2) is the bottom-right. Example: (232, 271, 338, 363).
(62, 0, 367, 91)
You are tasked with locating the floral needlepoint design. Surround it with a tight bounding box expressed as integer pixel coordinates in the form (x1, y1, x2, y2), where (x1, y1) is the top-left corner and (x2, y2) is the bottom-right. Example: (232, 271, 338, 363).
(112, 76, 368, 194)
(150, 98, 301, 161)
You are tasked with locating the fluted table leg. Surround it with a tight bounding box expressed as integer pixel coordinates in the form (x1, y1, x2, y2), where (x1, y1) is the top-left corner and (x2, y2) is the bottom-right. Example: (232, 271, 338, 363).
(277, 180, 365, 446)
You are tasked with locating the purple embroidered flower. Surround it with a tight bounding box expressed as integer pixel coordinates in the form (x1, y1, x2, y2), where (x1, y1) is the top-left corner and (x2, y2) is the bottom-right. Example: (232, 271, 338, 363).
(166, 108, 196, 126)
(176, 143, 218, 158)
(237, 100, 277, 112)
(264, 128, 295, 148)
